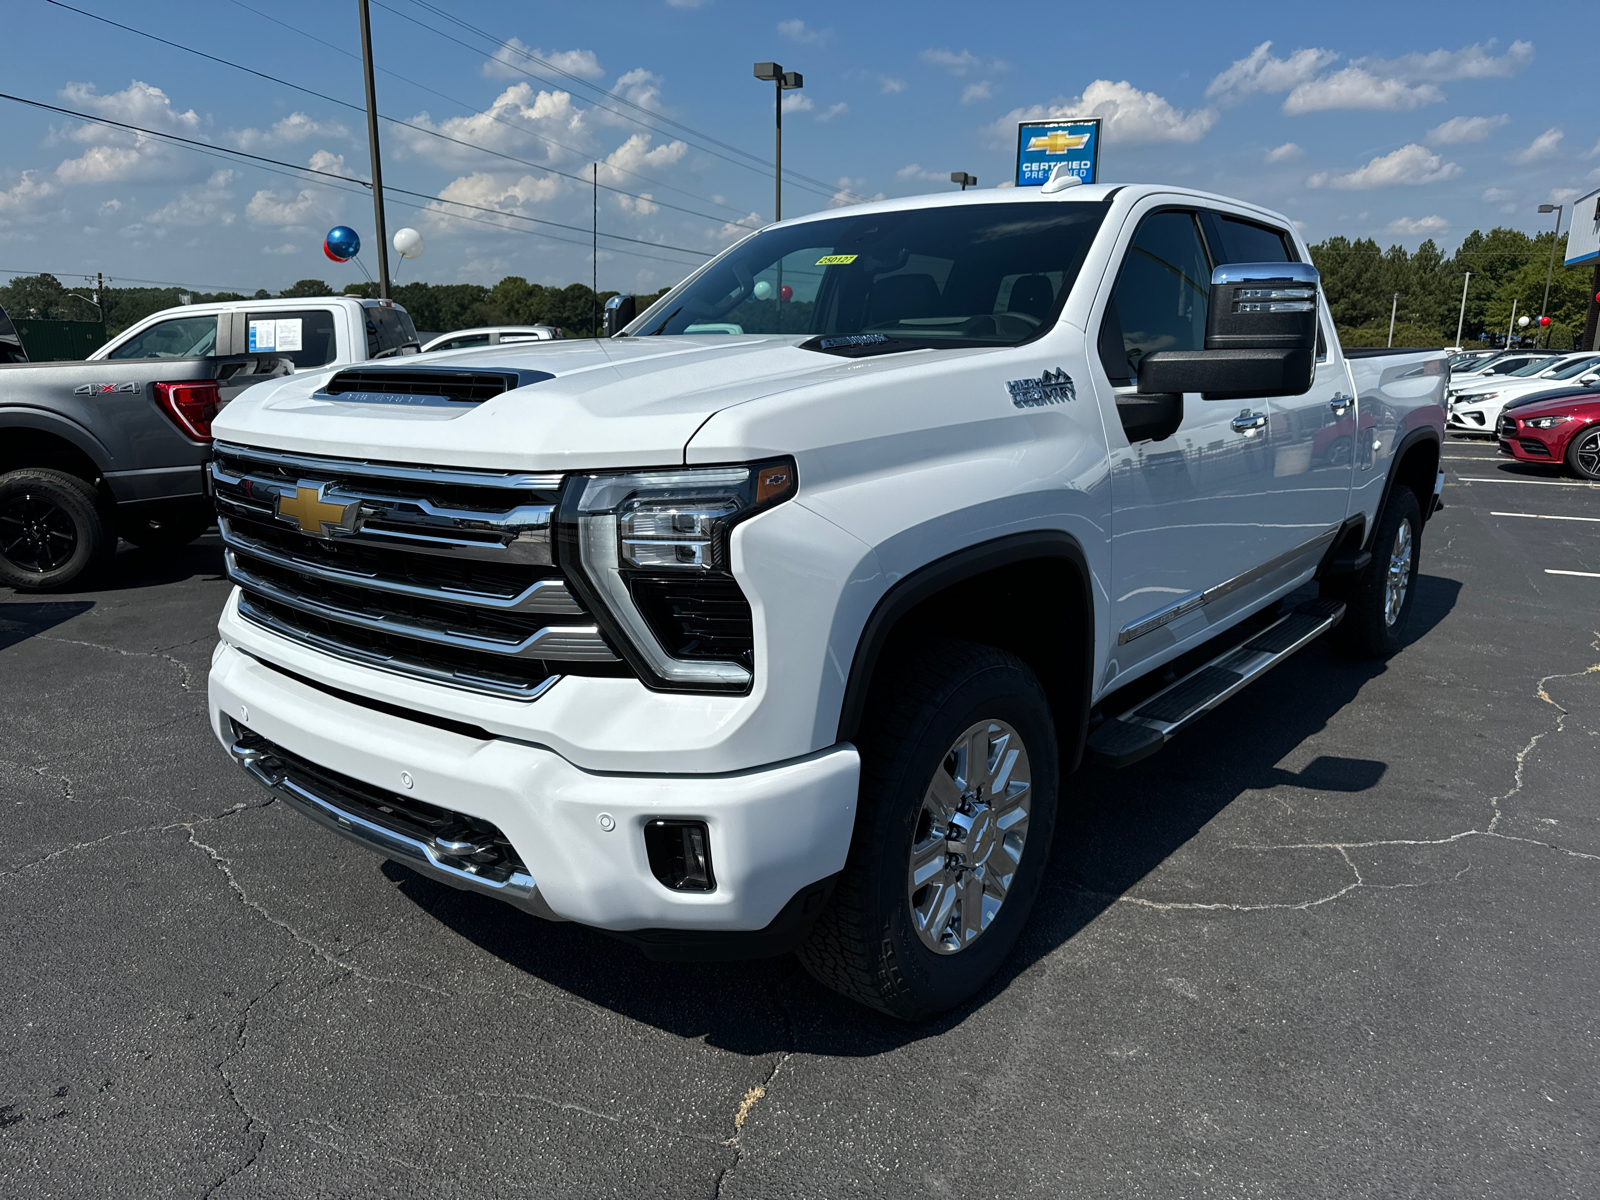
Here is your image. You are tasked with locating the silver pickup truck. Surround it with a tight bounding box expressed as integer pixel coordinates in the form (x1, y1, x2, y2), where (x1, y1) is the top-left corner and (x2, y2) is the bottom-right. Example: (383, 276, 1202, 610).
(0, 296, 419, 590)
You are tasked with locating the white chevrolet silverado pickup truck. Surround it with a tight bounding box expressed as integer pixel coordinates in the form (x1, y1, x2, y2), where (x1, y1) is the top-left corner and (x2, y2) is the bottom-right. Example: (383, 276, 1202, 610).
(206, 183, 1446, 1018)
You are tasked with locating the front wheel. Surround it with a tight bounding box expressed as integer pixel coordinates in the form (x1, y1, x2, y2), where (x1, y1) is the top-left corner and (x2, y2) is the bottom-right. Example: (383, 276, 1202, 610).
(797, 640, 1058, 1019)
(1566, 425, 1600, 481)
(1324, 486, 1422, 658)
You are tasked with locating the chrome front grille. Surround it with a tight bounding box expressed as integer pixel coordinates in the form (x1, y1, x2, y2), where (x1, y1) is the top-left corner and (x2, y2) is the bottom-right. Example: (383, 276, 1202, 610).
(213, 441, 619, 698)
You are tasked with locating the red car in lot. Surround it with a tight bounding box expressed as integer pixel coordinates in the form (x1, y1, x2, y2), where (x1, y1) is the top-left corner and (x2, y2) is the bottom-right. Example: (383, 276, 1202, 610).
(1497, 389, 1600, 479)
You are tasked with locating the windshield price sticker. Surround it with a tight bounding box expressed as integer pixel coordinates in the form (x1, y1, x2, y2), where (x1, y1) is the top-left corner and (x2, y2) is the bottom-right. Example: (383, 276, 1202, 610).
(249, 318, 304, 353)
(816, 254, 858, 266)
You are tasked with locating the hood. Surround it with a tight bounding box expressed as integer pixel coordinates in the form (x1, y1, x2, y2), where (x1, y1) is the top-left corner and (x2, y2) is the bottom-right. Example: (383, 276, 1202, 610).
(210, 334, 948, 471)
(1502, 390, 1600, 418)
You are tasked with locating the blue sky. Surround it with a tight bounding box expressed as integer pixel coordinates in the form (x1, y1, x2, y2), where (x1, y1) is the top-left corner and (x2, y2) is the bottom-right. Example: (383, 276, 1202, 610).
(0, 0, 1593, 297)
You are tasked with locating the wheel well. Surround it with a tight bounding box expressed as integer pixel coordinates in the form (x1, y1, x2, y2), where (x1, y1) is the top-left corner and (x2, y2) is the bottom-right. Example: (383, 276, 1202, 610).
(1394, 435, 1440, 520)
(0, 428, 104, 488)
(840, 542, 1093, 772)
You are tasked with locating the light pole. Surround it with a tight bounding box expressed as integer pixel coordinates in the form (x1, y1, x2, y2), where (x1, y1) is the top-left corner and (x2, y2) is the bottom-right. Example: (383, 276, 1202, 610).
(1388, 292, 1403, 347)
(1506, 297, 1518, 347)
(950, 172, 977, 191)
(357, 0, 391, 299)
(1454, 272, 1472, 349)
(1537, 203, 1564, 349)
(753, 62, 802, 222)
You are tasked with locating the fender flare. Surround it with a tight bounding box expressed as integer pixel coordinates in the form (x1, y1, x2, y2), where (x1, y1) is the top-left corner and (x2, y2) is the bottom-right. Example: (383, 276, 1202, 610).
(1369, 426, 1442, 545)
(835, 530, 1095, 768)
(0, 407, 117, 474)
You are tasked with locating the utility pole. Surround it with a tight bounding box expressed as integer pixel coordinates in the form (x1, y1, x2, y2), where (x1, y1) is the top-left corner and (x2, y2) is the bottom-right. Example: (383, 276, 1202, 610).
(1387, 293, 1403, 347)
(753, 63, 803, 221)
(592, 162, 598, 337)
(1506, 297, 1518, 348)
(1454, 272, 1471, 349)
(94, 271, 103, 309)
(1536, 203, 1563, 349)
(357, 0, 391, 299)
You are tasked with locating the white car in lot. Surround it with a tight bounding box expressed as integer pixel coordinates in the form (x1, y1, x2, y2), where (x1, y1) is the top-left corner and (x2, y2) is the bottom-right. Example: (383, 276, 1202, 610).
(1448, 352, 1600, 434)
(420, 326, 564, 353)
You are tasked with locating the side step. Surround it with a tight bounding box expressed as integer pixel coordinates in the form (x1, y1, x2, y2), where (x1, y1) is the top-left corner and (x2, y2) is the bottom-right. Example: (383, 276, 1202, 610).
(1086, 598, 1346, 769)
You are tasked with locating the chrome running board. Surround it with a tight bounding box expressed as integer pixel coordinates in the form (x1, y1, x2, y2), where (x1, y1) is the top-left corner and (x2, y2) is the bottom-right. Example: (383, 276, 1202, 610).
(1087, 598, 1346, 769)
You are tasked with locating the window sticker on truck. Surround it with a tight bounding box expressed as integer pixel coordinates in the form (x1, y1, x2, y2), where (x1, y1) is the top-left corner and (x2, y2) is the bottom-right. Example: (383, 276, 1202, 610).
(249, 318, 303, 353)
(815, 254, 858, 265)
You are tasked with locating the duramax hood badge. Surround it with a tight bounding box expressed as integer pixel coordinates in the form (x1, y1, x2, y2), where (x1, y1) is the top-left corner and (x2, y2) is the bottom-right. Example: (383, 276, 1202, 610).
(274, 481, 360, 538)
(1008, 369, 1075, 409)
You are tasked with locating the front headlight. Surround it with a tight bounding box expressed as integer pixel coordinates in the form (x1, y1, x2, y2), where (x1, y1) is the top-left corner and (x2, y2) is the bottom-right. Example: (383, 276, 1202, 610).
(557, 460, 797, 691)
(1526, 415, 1573, 430)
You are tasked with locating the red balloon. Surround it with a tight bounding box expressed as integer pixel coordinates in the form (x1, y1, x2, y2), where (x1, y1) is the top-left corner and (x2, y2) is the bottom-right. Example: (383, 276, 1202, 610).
(1594, 291, 1600, 304)
(779, 284, 793, 301)
(1539, 315, 1551, 326)
(324, 241, 350, 263)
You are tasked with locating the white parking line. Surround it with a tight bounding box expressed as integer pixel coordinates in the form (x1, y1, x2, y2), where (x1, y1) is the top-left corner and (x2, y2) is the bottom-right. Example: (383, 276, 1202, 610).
(1492, 511, 1600, 522)
(1546, 569, 1600, 578)
(1452, 477, 1600, 488)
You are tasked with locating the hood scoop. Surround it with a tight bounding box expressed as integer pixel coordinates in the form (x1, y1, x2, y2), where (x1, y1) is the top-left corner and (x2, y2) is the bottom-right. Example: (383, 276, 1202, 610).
(316, 366, 554, 408)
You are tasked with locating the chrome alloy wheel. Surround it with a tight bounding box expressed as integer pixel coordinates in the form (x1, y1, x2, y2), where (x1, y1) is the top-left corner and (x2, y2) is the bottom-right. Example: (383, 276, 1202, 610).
(1576, 430, 1600, 479)
(906, 718, 1032, 955)
(1384, 518, 1413, 628)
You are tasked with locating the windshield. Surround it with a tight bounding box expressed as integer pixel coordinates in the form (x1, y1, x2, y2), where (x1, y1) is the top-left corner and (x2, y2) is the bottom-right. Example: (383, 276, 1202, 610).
(1508, 358, 1555, 376)
(1548, 356, 1600, 380)
(633, 201, 1110, 348)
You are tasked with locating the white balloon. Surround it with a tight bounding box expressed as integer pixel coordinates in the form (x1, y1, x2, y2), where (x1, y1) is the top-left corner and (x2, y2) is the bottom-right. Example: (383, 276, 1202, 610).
(392, 227, 425, 259)
(753, 280, 774, 301)
(1518, 315, 1530, 327)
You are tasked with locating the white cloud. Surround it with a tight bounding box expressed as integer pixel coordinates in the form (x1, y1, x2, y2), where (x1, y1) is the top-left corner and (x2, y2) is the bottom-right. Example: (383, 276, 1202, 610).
(1511, 127, 1562, 164)
(1588, 137, 1600, 158)
(962, 81, 994, 105)
(895, 164, 947, 182)
(599, 133, 688, 215)
(261, 243, 298, 255)
(778, 19, 830, 44)
(245, 183, 339, 228)
(1307, 144, 1460, 188)
(1548, 187, 1582, 205)
(781, 92, 813, 115)
(1481, 187, 1514, 202)
(987, 81, 1216, 148)
(1284, 68, 1442, 114)
(1207, 42, 1338, 103)
(1354, 40, 1534, 82)
(817, 102, 848, 122)
(0, 171, 60, 222)
(1426, 114, 1509, 144)
(1387, 215, 1447, 235)
(53, 80, 206, 185)
(613, 69, 663, 114)
(828, 176, 885, 209)
(55, 145, 153, 186)
(880, 77, 906, 95)
(231, 112, 349, 150)
(922, 48, 1005, 76)
(421, 172, 564, 234)
(97, 197, 122, 216)
(60, 80, 201, 137)
(148, 169, 237, 226)
(398, 83, 588, 166)
(1265, 142, 1302, 163)
(308, 149, 358, 178)
(717, 211, 764, 242)
(482, 37, 602, 81)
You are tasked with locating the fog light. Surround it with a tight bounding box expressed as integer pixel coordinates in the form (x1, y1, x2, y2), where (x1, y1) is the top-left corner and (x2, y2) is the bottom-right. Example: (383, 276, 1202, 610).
(644, 820, 715, 891)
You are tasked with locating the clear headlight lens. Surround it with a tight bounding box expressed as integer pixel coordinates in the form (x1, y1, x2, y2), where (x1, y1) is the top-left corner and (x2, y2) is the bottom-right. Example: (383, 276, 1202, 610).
(559, 461, 797, 691)
(1526, 415, 1573, 429)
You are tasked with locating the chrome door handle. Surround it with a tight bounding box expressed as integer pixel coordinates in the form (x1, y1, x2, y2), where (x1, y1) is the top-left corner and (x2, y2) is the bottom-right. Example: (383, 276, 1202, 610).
(1231, 409, 1268, 433)
(1330, 393, 1353, 415)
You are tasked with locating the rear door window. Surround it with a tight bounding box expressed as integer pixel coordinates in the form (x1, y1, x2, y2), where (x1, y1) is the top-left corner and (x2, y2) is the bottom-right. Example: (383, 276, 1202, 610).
(1201, 212, 1296, 264)
(365, 305, 420, 358)
(108, 315, 218, 359)
(245, 309, 337, 369)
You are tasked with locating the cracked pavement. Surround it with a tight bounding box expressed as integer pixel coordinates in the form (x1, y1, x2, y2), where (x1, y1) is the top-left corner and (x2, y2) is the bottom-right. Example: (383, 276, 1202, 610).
(3, 443, 1598, 1197)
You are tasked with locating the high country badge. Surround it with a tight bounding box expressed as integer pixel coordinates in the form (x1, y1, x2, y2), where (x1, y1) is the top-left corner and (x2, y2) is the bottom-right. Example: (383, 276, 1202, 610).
(1007, 369, 1075, 409)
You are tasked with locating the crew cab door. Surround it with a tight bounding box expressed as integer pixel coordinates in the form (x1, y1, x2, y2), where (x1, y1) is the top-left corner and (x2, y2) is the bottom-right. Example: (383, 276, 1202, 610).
(1199, 210, 1355, 569)
(1093, 204, 1279, 683)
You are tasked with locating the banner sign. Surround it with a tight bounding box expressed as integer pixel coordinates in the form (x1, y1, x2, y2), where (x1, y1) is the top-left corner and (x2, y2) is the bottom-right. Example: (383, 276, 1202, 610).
(1565, 187, 1600, 266)
(1015, 118, 1101, 188)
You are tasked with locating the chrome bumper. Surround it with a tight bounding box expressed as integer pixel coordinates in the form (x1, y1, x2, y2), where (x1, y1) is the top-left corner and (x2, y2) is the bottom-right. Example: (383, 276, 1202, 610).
(227, 734, 563, 920)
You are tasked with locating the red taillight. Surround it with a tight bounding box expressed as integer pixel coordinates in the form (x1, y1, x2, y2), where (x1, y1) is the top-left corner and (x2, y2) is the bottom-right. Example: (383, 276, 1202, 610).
(154, 381, 222, 442)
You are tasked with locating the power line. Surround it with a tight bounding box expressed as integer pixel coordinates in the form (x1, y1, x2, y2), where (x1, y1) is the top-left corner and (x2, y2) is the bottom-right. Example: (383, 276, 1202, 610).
(0, 266, 256, 291)
(0, 91, 710, 259)
(41, 0, 759, 232)
(225, 0, 761, 226)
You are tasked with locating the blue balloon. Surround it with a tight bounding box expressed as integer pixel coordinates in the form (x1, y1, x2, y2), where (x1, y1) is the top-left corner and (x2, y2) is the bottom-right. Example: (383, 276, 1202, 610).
(324, 225, 361, 262)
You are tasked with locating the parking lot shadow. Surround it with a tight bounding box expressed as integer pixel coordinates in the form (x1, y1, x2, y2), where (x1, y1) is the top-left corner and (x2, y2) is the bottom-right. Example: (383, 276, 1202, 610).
(388, 573, 1461, 1053)
(102, 534, 227, 592)
(0, 600, 95, 652)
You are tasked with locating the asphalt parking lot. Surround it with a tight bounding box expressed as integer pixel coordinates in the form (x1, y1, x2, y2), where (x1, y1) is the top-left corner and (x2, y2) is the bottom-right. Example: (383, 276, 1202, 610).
(2, 438, 1597, 1199)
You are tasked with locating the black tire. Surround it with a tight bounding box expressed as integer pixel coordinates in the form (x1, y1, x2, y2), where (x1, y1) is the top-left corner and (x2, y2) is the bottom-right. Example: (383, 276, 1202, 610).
(797, 639, 1059, 1020)
(1324, 486, 1422, 659)
(0, 468, 116, 592)
(1565, 425, 1600, 481)
(119, 504, 214, 550)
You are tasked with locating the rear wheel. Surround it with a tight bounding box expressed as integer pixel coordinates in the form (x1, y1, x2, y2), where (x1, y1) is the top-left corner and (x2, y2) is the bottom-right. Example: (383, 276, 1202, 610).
(1566, 425, 1600, 481)
(797, 640, 1058, 1019)
(0, 468, 115, 591)
(1324, 486, 1421, 659)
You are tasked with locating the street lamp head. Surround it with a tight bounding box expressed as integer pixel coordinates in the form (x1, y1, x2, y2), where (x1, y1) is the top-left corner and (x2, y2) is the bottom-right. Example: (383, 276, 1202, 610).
(1538, 203, 1558, 214)
(950, 171, 977, 188)
(780, 71, 803, 89)
(753, 62, 781, 81)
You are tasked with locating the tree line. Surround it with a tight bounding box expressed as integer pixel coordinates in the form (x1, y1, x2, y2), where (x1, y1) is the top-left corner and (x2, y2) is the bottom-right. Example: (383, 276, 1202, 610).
(1, 222, 1594, 348)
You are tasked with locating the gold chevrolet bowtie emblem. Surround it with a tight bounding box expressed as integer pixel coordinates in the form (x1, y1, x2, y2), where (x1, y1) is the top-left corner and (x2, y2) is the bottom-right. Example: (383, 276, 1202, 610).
(274, 482, 359, 537)
(1026, 131, 1090, 154)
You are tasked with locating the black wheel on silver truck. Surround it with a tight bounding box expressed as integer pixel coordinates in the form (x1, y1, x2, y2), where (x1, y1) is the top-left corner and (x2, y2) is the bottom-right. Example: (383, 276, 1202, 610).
(798, 640, 1058, 1020)
(0, 468, 116, 592)
(1325, 486, 1422, 659)
(119, 503, 214, 550)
